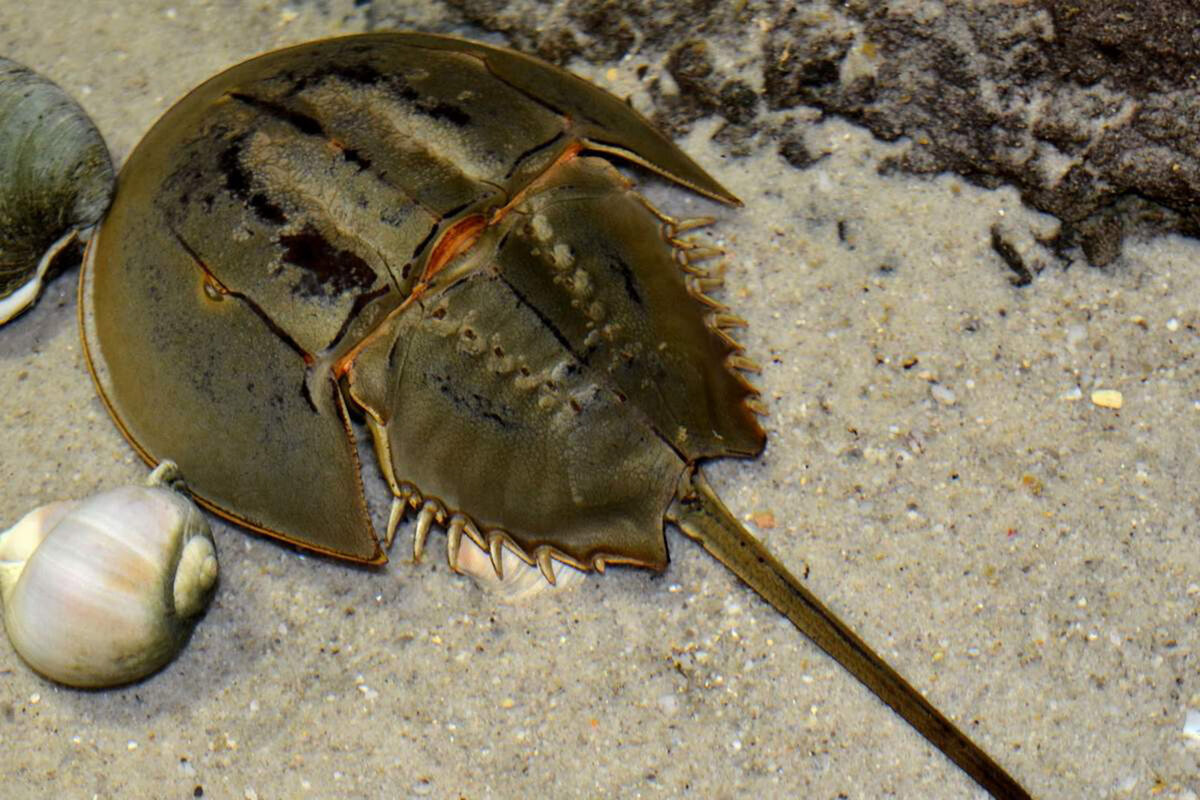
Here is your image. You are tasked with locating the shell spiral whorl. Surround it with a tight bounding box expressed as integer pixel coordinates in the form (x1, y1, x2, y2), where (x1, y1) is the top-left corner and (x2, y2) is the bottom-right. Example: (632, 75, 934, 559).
(0, 462, 218, 688)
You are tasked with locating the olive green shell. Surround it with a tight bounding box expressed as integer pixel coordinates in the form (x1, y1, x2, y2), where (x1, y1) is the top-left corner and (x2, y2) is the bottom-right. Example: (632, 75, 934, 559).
(0, 57, 113, 318)
(81, 33, 763, 565)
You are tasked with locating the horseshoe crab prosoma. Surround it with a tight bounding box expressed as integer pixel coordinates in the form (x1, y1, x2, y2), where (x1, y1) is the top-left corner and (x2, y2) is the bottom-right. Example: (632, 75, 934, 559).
(80, 33, 1030, 798)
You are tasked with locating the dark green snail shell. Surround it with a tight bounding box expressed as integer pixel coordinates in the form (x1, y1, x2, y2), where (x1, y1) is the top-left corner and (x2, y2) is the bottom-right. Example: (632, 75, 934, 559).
(0, 56, 113, 323)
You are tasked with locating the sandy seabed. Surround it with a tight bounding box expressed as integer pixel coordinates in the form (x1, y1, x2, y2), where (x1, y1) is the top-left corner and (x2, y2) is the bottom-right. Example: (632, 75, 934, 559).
(1, 3, 1198, 798)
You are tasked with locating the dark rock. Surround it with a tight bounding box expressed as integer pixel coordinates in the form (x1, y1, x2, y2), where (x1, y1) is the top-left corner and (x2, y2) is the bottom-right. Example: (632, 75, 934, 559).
(655, 39, 720, 135)
(762, 0, 1200, 265)
(990, 225, 1036, 286)
(778, 133, 822, 169)
(366, 0, 1200, 266)
(1075, 212, 1124, 267)
(718, 80, 759, 125)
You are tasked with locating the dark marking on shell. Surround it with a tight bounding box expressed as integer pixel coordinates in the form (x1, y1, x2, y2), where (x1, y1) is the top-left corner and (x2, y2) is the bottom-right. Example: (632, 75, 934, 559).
(397, 86, 472, 127)
(230, 92, 325, 137)
(505, 131, 567, 179)
(439, 201, 473, 221)
(342, 147, 371, 171)
(410, 224, 439, 260)
(278, 226, 377, 297)
(427, 370, 514, 430)
(495, 271, 586, 365)
(309, 61, 386, 90)
(217, 136, 287, 225)
(604, 251, 643, 306)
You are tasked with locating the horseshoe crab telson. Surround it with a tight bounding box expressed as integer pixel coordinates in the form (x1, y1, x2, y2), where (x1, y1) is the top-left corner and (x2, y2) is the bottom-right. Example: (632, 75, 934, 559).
(79, 33, 1030, 798)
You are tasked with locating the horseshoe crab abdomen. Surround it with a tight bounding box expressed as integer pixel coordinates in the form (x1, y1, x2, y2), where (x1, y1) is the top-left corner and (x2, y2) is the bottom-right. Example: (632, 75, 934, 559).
(347, 263, 685, 571)
(493, 156, 764, 460)
(344, 152, 766, 570)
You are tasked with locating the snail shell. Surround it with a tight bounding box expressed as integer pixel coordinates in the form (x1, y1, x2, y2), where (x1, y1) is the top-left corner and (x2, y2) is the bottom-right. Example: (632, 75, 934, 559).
(452, 536, 586, 602)
(0, 462, 218, 688)
(0, 56, 114, 324)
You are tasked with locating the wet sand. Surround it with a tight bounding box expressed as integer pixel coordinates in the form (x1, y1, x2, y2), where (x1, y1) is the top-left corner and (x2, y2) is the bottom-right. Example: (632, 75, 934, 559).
(1, 3, 1197, 798)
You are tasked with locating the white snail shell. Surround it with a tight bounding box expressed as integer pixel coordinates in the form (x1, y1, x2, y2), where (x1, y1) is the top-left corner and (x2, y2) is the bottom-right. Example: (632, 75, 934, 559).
(451, 537, 586, 602)
(0, 461, 218, 688)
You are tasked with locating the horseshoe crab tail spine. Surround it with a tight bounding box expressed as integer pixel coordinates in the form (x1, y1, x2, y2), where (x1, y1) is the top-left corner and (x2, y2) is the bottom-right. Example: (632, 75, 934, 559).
(669, 468, 1031, 800)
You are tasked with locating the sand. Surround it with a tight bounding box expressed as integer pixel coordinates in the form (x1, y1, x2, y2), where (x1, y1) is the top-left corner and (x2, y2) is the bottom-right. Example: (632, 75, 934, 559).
(1, 2, 1197, 798)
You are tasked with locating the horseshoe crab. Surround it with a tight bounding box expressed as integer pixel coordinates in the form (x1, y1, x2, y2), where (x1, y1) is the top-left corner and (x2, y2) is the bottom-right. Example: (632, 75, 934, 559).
(79, 33, 1029, 798)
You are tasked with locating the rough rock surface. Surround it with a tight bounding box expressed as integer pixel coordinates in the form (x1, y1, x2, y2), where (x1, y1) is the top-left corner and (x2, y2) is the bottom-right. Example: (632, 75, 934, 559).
(370, 0, 1200, 267)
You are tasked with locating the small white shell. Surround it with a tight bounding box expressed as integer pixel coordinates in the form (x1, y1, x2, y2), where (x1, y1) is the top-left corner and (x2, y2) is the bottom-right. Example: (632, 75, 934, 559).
(452, 536, 586, 602)
(0, 462, 218, 688)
